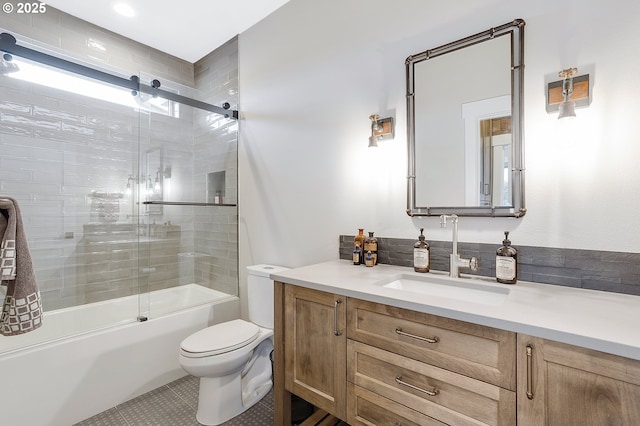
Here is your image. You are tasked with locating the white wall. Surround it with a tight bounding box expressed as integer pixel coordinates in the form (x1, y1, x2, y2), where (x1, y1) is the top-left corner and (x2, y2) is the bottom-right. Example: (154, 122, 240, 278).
(238, 0, 640, 307)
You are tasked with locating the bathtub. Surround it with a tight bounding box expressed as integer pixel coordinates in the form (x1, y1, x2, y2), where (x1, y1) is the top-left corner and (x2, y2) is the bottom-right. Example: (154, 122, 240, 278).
(0, 284, 240, 426)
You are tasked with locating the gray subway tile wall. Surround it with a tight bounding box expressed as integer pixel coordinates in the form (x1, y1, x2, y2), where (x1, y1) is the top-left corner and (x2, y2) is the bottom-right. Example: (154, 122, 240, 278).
(340, 235, 640, 295)
(192, 38, 239, 296)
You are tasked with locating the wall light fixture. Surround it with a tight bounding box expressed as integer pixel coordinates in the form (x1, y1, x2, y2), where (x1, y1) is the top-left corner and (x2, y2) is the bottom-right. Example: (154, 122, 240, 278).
(368, 114, 394, 147)
(546, 67, 592, 119)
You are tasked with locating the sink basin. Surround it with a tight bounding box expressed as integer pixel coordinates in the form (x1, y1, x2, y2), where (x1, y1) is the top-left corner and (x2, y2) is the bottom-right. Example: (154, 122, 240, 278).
(373, 273, 510, 306)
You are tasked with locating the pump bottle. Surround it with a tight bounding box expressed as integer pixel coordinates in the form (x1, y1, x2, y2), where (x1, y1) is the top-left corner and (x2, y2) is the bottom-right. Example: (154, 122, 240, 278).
(496, 231, 517, 284)
(413, 228, 430, 273)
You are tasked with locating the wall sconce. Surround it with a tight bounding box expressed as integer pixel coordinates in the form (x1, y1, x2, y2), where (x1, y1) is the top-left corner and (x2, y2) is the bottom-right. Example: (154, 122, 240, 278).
(125, 175, 134, 196)
(368, 114, 394, 147)
(154, 170, 162, 193)
(546, 67, 592, 119)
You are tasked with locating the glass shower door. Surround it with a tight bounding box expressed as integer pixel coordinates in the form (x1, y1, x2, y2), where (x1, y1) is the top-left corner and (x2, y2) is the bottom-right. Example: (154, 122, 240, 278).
(0, 55, 147, 352)
(136, 77, 239, 320)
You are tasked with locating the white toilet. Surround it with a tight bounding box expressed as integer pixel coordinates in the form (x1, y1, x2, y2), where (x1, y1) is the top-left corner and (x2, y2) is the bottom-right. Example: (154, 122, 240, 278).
(179, 264, 288, 426)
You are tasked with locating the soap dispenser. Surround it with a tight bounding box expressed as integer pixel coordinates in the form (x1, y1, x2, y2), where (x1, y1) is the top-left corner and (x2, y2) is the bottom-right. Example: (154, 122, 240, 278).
(413, 228, 430, 273)
(496, 231, 517, 284)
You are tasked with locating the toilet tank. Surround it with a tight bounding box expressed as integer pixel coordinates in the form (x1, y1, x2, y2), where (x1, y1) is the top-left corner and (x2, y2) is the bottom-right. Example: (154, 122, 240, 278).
(246, 264, 289, 329)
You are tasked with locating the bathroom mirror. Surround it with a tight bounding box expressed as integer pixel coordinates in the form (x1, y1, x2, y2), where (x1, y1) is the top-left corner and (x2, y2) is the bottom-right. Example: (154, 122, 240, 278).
(406, 19, 526, 217)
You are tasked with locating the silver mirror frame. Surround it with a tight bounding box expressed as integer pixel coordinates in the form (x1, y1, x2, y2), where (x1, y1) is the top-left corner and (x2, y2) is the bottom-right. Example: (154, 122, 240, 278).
(406, 19, 526, 217)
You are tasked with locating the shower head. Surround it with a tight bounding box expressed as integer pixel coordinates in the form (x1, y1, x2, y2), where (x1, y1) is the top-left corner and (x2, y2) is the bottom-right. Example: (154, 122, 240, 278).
(0, 53, 20, 75)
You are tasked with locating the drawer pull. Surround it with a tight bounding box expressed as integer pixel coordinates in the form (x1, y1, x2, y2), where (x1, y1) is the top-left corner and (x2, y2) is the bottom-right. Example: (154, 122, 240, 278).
(395, 376, 439, 397)
(395, 327, 439, 344)
(526, 344, 534, 400)
(334, 299, 343, 336)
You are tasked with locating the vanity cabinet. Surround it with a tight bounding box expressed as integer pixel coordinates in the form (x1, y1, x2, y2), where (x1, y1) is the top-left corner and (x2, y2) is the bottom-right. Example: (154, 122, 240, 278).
(275, 281, 640, 425)
(347, 298, 516, 425)
(517, 334, 640, 425)
(283, 284, 347, 420)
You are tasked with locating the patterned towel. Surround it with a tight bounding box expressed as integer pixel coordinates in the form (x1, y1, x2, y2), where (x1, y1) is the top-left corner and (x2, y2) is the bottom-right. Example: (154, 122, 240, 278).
(0, 197, 43, 335)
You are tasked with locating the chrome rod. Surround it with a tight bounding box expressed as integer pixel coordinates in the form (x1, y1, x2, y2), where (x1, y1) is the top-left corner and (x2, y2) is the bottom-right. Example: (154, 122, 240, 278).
(334, 299, 343, 336)
(395, 376, 439, 397)
(395, 327, 439, 344)
(142, 201, 237, 207)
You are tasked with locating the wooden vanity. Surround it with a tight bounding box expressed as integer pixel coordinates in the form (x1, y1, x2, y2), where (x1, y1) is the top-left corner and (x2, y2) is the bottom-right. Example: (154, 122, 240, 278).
(272, 262, 640, 425)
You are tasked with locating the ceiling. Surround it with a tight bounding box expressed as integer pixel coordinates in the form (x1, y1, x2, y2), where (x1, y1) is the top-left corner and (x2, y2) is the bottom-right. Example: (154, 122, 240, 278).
(45, 0, 290, 63)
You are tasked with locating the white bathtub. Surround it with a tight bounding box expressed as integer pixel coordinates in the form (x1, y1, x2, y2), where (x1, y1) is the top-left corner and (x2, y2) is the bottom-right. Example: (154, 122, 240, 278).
(0, 284, 240, 426)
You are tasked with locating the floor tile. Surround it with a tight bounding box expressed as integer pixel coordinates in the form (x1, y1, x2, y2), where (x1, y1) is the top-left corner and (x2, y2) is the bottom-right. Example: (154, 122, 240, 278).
(257, 389, 274, 412)
(117, 385, 199, 426)
(220, 398, 273, 426)
(75, 375, 277, 426)
(74, 407, 129, 426)
(167, 375, 200, 410)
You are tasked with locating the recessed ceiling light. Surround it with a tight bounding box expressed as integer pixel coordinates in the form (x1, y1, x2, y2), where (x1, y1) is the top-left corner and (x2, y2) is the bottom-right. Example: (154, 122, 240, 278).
(113, 2, 135, 17)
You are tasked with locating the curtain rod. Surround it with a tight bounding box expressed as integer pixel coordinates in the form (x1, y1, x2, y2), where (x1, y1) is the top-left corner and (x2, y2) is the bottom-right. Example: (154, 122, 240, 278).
(0, 32, 238, 119)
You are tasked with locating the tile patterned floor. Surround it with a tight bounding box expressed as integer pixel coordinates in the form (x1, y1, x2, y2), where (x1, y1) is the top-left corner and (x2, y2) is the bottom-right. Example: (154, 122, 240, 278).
(74, 375, 274, 426)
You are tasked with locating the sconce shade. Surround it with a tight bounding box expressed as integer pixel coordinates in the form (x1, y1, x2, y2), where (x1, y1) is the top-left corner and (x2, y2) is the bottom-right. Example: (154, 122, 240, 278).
(558, 100, 576, 119)
(368, 135, 378, 148)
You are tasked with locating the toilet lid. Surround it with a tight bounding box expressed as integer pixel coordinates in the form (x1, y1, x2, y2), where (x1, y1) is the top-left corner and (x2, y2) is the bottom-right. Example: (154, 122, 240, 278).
(180, 319, 260, 357)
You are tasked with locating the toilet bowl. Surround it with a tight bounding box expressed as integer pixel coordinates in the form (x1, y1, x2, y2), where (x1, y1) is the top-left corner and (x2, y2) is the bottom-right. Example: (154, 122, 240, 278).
(178, 264, 288, 426)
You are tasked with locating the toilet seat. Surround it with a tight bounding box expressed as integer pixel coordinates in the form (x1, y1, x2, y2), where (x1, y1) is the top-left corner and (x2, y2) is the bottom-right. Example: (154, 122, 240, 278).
(180, 319, 260, 358)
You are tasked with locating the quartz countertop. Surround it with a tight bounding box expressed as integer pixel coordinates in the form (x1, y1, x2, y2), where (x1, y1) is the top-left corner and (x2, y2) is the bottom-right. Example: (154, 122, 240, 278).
(271, 259, 640, 361)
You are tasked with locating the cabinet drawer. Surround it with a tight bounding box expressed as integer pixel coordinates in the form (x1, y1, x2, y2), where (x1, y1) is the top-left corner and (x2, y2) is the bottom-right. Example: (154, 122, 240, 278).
(347, 298, 515, 389)
(348, 383, 446, 426)
(348, 340, 516, 426)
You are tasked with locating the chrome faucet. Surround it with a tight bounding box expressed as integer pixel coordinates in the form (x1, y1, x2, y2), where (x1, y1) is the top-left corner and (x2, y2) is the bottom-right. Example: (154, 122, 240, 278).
(440, 214, 478, 278)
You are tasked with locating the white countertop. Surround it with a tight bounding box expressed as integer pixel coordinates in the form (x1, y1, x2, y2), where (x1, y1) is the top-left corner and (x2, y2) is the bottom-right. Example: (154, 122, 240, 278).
(271, 260, 640, 361)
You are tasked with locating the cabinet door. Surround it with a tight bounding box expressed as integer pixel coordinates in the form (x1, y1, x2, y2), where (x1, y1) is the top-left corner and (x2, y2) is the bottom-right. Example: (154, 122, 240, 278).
(517, 334, 640, 425)
(284, 285, 347, 420)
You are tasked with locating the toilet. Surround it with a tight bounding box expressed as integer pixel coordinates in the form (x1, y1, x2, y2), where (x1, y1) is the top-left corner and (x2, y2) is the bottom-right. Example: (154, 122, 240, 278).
(179, 264, 288, 426)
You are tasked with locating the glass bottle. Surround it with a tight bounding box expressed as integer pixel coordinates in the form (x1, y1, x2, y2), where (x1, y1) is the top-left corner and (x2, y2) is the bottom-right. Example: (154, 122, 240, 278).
(365, 251, 374, 267)
(413, 228, 430, 273)
(352, 244, 361, 265)
(496, 231, 517, 284)
(364, 231, 378, 265)
(354, 228, 366, 265)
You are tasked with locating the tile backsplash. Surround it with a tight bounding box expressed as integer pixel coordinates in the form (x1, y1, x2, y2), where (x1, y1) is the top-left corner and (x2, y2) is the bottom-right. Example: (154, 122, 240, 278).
(340, 235, 640, 296)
